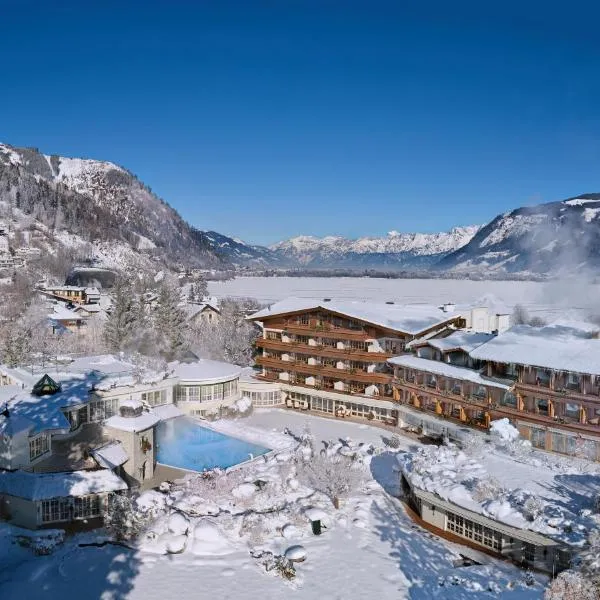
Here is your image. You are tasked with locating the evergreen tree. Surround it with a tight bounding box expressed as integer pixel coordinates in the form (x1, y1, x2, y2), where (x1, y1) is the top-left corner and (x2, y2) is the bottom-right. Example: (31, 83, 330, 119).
(104, 279, 138, 352)
(155, 282, 189, 360)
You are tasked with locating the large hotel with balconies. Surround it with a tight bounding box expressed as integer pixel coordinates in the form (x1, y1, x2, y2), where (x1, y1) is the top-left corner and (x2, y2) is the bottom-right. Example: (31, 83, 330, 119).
(249, 297, 465, 424)
(250, 298, 600, 461)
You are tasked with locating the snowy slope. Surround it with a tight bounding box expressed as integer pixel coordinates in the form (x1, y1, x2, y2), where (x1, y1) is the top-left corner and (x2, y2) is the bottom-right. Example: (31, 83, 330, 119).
(439, 194, 600, 275)
(0, 143, 239, 270)
(270, 226, 480, 269)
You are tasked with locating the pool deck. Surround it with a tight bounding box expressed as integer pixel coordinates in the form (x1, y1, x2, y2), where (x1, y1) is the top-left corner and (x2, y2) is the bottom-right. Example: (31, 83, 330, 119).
(140, 463, 190, 491)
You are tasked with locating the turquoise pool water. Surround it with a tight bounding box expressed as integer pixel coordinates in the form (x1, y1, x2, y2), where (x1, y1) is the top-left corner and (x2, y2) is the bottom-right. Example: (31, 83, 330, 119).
(156, 417, 270, 472)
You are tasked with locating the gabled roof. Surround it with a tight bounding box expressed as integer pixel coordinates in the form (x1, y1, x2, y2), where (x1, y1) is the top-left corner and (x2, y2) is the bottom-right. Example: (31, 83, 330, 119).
(416, 331, 495, 354)
(248, 297, 460, 336)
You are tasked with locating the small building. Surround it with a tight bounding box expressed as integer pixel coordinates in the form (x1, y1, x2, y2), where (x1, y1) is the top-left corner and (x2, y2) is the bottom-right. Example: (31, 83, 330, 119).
(184, 302, 221, 326)
(239, 368, 283, 407)
(171, 359, 242, 417)
(104, 401, 160, 485)
(0, 469, 127, 529)
(402, 477, 571, 574)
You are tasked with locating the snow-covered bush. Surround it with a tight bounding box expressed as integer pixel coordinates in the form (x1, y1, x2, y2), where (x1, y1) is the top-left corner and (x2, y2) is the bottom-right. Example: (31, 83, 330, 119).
(544, 570, 598, 600)
(462, 433, 486, 457)
(490, 418, 520, 444)
(473, 477, 504, 503)
(297, 453, 366, 507)
(250, 549, 296, 580)
(105, 493, 150, 541)
(523, 496, 545, 522)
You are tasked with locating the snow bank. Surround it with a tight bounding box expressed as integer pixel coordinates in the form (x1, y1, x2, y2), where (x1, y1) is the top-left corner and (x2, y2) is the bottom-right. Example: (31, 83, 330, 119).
(489, 418, 520, 443)
(191, 521, 234, 556)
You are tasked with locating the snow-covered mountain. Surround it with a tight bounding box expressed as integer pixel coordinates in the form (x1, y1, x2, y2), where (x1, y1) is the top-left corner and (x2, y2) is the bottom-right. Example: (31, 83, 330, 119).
(438, 194, 600, 274)
(270, 226, 480, 269)
(0, 143, 264, 271)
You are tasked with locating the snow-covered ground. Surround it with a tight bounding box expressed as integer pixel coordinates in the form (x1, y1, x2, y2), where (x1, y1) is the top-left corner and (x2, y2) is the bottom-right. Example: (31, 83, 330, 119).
(0, 410, 547, 599)
(208, 276, 600, 321)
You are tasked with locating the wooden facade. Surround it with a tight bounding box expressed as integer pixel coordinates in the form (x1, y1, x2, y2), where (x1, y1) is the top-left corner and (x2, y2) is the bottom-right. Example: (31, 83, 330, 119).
(251, 306, 458, 402)
(391, 344, 600, 460)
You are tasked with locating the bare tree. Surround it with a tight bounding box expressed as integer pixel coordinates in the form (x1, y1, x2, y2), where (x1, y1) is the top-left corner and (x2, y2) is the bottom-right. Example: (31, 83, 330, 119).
(544, 571, 598, 600)
(297, 453, 366, 508)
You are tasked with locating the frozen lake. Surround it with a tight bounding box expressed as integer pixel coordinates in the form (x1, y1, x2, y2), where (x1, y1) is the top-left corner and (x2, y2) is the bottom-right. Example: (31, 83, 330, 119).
(208, 276, 600, 321)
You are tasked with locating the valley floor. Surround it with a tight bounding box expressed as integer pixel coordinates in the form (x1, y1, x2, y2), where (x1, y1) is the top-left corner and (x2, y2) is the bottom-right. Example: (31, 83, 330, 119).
(0, 410, 547, 600)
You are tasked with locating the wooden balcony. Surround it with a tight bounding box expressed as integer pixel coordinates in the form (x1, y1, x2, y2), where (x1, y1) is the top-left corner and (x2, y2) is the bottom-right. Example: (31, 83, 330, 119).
(256, 337, 391, 362)
(515, 381, 600, 404)
(282, 323, 372, 341)
(256, 356, 392, 385)
(394, 378, 600, 437)
(255, 374, 394, 400)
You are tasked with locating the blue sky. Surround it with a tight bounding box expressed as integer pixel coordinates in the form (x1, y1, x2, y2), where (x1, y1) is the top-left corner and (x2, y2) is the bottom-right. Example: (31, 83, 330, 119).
(1, 1, 599, 245)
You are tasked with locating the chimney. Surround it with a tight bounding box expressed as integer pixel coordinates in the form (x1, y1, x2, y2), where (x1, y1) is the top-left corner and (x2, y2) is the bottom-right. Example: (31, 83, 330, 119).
(386, 301, 394, 305)
(323, 298, 331, 302)
(442, 302, 455, 313)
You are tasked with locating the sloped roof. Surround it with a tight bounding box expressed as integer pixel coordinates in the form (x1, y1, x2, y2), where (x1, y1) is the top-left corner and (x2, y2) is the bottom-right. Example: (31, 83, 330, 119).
(248, 297, 459, 336)
(388, 354, 510, 390)
(422, 331, 495, 353)
(91, 442, 129, 469)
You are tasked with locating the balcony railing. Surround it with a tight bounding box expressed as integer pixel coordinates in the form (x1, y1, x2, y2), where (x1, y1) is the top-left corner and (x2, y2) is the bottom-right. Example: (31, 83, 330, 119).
(255, 337, 391, 361)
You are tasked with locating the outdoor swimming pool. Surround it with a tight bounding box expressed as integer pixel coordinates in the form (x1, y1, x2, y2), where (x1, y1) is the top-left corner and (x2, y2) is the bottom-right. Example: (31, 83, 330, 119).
(156, 417, 270, 472)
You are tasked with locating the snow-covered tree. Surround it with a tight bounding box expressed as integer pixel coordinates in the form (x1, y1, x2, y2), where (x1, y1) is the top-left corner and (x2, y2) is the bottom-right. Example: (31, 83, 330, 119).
(155, 282, 189, 360)
(297, 453, 366, 508)
(544, 570, 598, 600)
(523, 496, 545, 522)
(103, 278, 138, 352)
(104, 493, 148, 541)
(189, 298, 258, 366)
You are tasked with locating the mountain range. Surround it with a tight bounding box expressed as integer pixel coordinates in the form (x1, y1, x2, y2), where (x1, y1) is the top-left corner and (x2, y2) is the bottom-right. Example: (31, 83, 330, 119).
(1, 142, 598, 277)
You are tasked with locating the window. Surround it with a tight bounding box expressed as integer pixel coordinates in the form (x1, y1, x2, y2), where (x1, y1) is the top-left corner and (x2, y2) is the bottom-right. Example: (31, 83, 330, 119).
(531, 428, 546, 449)
(471, 385, 487, 399)
(536, 369, 550, 386)
(29, 433, 50, 461)
(446, 511, 501, 551)
(567, 373, 580, 390)
(41, 498, 70, 523)
(348, 340, 367, 351)
(564, 402, 580, 419)
(500, 392, 517, 408)
(297, 315, 310, 326)
(427, 376, 437, 389)
(74, 495, 100, 519)
(523, 542, 536, 563)
(41, 496, 101, 523)
(89, 398, 119, 422)
(142, 390, 167, 406)
(536, 398, 549, 416)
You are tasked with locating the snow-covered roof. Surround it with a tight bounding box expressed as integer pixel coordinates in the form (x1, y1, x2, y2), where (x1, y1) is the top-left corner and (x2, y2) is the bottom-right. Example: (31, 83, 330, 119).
(421, 331, 495, 353)
(169, 359, 241, 384)
(0, 355, 169, 436)
(248, 297, 460, 335)
(120, 398, 143, 410)
(400, 441, 596, 545)
(91, 442, 129, 469)
(388, 354, 510, 390)
(48, 306, 86, 322)
(183, 303, 220, 320)
(105, 412, 160, 433)
(470, 324, 600, 376)
(150, 403, 183, 420)
(0, 468, 127, 500)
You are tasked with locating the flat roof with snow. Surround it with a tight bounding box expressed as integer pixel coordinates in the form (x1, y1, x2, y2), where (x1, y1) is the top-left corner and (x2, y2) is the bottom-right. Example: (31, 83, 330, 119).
(414, 330, 495, 353)
(170, 359, 242, 383)
(470, 324, 600, 376)
(248, 297, 460, 335)
(0, 468, 127, 500)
